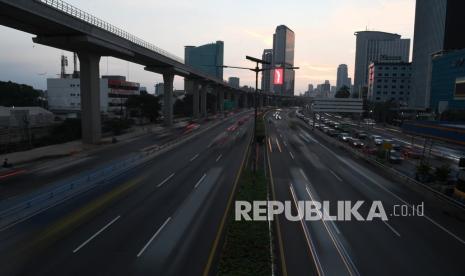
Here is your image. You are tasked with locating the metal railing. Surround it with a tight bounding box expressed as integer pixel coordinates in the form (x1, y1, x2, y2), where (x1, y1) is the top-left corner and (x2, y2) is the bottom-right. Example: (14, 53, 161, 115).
(35, 0, 184, 63)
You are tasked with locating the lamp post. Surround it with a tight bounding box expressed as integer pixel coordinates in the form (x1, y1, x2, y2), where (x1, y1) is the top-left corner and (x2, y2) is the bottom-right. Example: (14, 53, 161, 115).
(219, 56, 299, 173)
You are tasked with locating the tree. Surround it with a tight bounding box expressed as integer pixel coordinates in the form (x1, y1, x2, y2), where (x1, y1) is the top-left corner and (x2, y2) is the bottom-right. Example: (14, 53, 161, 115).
(0, 80, 44, 107)
(173, 94, 193, 117)
(126, 93, 161, 122)
(373, 99, 397, 124)
(335, 85, 350, 98)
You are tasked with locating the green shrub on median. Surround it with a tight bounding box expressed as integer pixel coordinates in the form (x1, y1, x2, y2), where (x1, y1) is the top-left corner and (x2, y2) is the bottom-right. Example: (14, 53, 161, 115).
(218, 170, 271, 276)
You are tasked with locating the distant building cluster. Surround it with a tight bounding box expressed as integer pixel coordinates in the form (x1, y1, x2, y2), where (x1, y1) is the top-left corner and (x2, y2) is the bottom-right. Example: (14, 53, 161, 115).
(303, 0, 465, 116)
(352, 0, 465, 115)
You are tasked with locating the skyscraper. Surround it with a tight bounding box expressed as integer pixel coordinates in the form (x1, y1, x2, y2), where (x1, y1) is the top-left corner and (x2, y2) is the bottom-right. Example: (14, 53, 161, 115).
(272, 25, 295, 96)
(184, 41, 224, 96)
(261, 49, 273, 93)
(228, 77, 240, 88)
(354, 31, 410, 94)
(411, 0, 465, 109)
(184, 41, 224, 79)
(336, 64, 349, 90)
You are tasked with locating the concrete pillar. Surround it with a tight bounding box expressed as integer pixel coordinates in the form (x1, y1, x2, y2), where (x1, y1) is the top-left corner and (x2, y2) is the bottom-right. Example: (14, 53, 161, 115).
(192, 81, 200, 119)
(200, 84, 208, 118)
(211, 86, 218, 114)
(233, 92, 239, 109)
(163, 72, 174, 126)
(218, 89, 224, 113)
(78, 52, 101, 144)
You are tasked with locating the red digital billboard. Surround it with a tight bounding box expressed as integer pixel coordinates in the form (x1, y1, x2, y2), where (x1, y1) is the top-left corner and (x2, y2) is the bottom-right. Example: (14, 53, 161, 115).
(273, 68, 284, 85)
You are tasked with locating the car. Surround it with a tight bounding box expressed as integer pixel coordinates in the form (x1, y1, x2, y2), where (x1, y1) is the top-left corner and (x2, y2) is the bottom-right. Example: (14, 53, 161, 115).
(338, 133, 351, 142)
(365, 146, 378, 155)
(355, 132, 368, 140)
(328, 129, 340, 137)
(350, 138, 365, 148)
(402, 146, 423, 159)
(370, 135, 383, 146)
(388, 150, 403, 164)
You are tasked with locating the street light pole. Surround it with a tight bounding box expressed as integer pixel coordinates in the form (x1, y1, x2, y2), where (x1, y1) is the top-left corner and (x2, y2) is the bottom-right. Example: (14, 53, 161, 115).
(253, 62, 259, 172)
(218, 57, 299, 173)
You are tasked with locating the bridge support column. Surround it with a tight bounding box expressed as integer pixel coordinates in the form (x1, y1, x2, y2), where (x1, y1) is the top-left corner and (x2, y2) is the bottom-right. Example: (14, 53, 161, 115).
(211, 87, 218, 114)
(200, 84, 208, 118)
(218, 89, 224, 113)
(233, 92, 239, 109)
(192, 81, 200, 119)
(163, 72, 174, 126)
(78, 52, 101, 144)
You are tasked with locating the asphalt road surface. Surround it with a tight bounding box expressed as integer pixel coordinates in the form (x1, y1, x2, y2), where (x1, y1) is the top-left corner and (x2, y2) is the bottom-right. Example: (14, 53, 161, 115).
(266, 109, 465, 276)
(0, 112, 253, 276)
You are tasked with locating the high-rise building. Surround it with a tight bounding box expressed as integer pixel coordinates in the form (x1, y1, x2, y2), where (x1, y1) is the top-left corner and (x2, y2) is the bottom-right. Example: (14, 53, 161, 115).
(429, 49, 465, 113)
(228, 77, 240, 88)
(336, 64, 350, 90)
(308, 84, 314, 93)
(354, 31, 410, 94)
(184, 41, 224, 96)
(411, 0, 465, 109)
(184, 41, 224, 79)
(272, 25, 295, 96)
(155, 83, 164, 96)
(261, 49, 273, 93)
(367, 61, 412, 105)
(322, 80, 331, 98)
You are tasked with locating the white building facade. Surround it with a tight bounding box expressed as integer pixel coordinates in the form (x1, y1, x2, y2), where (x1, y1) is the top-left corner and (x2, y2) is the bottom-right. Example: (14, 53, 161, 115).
(367, 61, 412, 105)
(47, 78, 109, 114)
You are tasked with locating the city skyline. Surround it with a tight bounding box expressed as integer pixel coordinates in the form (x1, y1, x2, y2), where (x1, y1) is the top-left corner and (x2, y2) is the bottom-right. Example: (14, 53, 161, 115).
(0, 0, 415, 94)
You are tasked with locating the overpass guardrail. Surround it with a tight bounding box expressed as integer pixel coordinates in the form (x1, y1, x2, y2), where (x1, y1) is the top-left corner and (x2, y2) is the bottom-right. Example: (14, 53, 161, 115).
(35, 0, 184, 63)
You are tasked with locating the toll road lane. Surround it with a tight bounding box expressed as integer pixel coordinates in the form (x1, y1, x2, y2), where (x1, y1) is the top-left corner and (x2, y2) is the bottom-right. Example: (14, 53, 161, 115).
(267, 110, 465, 276)
(0, 114, 254, 276)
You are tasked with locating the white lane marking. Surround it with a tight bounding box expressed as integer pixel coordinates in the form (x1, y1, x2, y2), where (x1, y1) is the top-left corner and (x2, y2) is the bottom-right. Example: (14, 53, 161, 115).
(275, 138, 283, 153)
(137, 217, 171, 258)
(289, 152, 295, 160)
(303, 181, 359, 276)
(299, 168, 309, 182)
(194, 173, 207, 189)
(157, 173, 175, 188)
(329, 169, 342, 182)
(216, 154, 223, 162)
(190, 153, 199, 162)
(268, 137, 273, 153)
(382, 221, 401, 237)
(73, 215, 121, 253)
(289, 184, 325, 276)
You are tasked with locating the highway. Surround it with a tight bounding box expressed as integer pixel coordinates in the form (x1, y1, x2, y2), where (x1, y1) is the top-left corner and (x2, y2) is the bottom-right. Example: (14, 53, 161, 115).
(0, 112, 253, 276)
(322, 113, 465, 164)
(266, 110, 465, 276)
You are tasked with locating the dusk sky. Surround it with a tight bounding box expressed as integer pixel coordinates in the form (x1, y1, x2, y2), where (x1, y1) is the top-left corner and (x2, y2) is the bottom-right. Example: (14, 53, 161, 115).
(0, 0, 415, 94)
